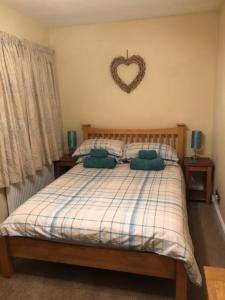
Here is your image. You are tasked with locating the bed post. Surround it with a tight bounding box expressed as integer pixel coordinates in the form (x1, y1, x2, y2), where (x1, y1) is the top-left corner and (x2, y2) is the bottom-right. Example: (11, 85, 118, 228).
(177, 124, 186, 164)
(175, 261, 187, 300)
(82, 124, 91, 140)
(0, 237, 14, 277)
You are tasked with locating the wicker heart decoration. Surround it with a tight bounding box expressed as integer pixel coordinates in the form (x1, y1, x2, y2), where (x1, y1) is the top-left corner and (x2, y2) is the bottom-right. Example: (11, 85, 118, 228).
(110, 55, 146, 93)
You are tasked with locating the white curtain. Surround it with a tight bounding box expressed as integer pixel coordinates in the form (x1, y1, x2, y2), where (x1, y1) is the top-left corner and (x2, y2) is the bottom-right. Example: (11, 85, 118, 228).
(0, 31, 63, 188)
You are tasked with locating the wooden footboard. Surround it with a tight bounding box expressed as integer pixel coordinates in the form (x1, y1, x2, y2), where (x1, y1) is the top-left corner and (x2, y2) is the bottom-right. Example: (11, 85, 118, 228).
(0, 236, 187, 300)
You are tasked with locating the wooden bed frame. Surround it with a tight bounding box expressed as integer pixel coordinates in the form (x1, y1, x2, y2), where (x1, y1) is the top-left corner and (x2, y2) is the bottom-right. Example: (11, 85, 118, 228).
(0, 124, 187, 300)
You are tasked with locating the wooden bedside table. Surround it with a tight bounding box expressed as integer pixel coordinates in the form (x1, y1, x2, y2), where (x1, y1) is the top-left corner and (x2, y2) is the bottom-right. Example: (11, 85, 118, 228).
(53, 154, 78, 178)
(183, 157, 213, 203)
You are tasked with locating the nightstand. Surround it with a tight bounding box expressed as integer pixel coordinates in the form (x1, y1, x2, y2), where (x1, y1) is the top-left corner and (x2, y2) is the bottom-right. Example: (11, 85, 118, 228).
(183, 157, 213, 203)
(53, 154, 78, 178)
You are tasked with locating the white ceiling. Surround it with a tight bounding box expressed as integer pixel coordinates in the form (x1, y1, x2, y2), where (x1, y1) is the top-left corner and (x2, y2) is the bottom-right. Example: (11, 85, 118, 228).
(1, 0, 224, 27)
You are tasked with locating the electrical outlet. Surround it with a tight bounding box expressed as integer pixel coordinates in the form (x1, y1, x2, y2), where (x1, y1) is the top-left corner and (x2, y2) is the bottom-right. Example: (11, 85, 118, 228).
(215, 189, 221, 203)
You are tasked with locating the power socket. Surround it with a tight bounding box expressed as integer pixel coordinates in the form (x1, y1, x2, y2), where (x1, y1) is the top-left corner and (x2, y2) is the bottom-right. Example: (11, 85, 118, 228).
(215, 189, 221, 203)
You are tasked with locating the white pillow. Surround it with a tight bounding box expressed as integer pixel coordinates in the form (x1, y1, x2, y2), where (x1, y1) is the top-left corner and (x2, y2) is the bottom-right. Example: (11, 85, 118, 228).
(123, 142, 179, 162)
(72, 139, 125, 158)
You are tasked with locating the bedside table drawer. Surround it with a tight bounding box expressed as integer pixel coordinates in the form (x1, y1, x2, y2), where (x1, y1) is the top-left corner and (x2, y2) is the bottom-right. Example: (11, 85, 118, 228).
(187, 166, 208, 172)
(57, 161, 77, 167)
(53, 154, 78, 178)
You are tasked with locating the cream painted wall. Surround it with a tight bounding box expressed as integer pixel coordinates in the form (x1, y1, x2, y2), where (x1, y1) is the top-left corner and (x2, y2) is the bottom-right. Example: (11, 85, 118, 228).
(0, 4, 48, 45)
(213, 4, 225, 222)
(0, 4, 49, 221)
(49, 13, 218, 155)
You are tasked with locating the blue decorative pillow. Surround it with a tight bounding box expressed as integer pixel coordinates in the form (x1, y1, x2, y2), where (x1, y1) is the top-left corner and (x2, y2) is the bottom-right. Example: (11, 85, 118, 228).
(83, 156, 116, 169)
(90, 148, 108, 158)
(138, 150, 157, 160)
(130, 158, 164, 171)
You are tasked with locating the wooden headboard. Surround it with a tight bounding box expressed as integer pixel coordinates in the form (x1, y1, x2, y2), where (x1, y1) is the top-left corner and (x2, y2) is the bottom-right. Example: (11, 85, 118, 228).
(82, 124, 186, 163)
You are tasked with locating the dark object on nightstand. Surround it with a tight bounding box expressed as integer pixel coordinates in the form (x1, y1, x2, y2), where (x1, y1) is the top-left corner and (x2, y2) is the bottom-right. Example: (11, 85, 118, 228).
(67, 130, 77, 154)
(191, 130, 202, 160)
(53, 154, 78, 178)
(183, 157, 213, 203)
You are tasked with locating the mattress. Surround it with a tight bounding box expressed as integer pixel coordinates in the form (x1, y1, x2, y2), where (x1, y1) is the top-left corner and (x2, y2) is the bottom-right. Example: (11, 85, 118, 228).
(0, 163, 201, 285)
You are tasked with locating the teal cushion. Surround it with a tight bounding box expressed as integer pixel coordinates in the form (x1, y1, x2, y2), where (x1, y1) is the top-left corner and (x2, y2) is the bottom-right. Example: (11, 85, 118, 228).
(83, 156, 116, 169)
(90, 148, 108, 158)
(130, 157, 164, 171)
(138, 150, 157, 160)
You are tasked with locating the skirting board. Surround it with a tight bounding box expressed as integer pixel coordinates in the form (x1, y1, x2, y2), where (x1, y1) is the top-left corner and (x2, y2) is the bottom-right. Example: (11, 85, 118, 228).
(212, 195, 225, 236)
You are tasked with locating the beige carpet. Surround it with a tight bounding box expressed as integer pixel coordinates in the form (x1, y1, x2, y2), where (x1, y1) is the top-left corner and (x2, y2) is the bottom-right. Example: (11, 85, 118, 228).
(0, 202, 225, 300)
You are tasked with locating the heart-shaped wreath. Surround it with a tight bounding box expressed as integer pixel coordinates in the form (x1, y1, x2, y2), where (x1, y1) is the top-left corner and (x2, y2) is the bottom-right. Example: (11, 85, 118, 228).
(110, 55, 146, 93)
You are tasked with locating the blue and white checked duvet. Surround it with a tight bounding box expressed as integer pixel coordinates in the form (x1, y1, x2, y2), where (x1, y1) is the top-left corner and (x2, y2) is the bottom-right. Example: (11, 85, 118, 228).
(0, 163, 201, 285)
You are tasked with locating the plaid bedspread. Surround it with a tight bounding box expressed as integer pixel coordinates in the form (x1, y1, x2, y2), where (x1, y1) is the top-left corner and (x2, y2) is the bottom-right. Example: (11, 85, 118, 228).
(0, 163, 201, 285)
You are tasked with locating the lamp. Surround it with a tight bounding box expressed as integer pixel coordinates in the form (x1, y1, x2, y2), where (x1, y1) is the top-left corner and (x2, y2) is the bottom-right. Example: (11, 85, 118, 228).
(67, 130, 77, 154)
(191, 130, 202, 160)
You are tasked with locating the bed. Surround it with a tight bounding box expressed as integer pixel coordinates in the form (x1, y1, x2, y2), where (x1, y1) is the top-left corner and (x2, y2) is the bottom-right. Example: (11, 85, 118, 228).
(0, 124, 200, 300)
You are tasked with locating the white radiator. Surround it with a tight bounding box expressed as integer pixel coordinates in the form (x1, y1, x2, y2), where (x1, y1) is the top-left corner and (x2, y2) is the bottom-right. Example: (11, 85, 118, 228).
(6, 165, 54, 214)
